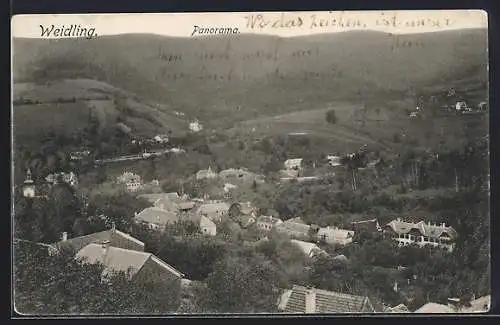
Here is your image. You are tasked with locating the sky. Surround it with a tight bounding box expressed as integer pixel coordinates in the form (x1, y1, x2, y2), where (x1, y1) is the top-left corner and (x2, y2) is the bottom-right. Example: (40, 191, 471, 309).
(12, 10, 487, 38)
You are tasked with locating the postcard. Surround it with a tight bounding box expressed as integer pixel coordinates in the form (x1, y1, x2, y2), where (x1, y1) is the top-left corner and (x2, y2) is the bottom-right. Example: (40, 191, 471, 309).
(11, 10, 490, 316)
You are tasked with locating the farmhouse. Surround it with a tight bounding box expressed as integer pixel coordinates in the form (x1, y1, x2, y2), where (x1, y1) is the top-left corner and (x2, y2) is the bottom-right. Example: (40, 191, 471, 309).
(277, 285, 376, 313)
(383, 218, 458, 252)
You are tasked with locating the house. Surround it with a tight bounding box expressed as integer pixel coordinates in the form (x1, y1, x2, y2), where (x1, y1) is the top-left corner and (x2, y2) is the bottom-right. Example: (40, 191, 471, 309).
(223, 183, 237, 193)
(316, 226, 355, 246)
(384, 304, 410, 313)
(455, 101, 470, 112)
(134, 207, 179, 230)
(276, 218, 311, 240)
(239, 201, 258, 218)
(49, 225, 145, 255)
(280, 169, 299, 178)
(327, 155, 342, 167)
(284, 158, 303, 170)
(45, 171, 78, 187)
(277, 285, 376, 313)
(153, 134, 169, 143)
(219, 168, 265, 183)
(290, 239, 327, 258)
(117, 172, 143, 192)
(256, 215, 283, 231)
(352, 219, 382, 233)
(189, 120, 203, 132)
(383, 218, 458, 252)
(199, 215, 217, 236)
(414, 303, 455, 313)
(75, 242, 184, 303)
(195, 166, 218, 180)
(70, 150, 91, 161)
(196, 201, 230, 223)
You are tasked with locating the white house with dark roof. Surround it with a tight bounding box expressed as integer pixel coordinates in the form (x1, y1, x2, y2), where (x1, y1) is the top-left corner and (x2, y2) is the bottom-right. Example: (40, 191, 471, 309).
(278, 285, 376, 313)
(383, 218, 458, 252)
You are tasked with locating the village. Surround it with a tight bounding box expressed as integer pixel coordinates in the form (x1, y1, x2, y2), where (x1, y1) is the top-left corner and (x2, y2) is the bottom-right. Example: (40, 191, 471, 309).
(15, 130, 490, 314)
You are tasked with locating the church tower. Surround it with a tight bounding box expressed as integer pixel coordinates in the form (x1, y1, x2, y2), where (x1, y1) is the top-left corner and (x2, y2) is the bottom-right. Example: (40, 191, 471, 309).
(22, 169, 36, 198)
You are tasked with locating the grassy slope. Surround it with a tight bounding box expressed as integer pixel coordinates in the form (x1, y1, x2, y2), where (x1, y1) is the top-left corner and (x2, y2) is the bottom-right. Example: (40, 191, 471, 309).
(12, 29, 488, 150)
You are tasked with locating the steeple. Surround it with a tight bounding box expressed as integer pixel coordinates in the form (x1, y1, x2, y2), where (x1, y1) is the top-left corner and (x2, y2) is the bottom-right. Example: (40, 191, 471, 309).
(25, 168, 33, 184)
(22, 169, 36, 198)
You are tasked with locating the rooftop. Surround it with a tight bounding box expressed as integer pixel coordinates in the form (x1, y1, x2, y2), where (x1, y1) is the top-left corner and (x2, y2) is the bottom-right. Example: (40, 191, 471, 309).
(50, 229, 145, 253)
(75, 243, 184, 279)
(279, 285, 375, 313)
(414, 303, 455, 314)
(385, 219, 458, 240)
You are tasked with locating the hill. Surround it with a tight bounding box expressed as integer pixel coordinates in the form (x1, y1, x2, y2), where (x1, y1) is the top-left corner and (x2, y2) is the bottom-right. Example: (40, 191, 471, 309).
(13, 29, 488, 131)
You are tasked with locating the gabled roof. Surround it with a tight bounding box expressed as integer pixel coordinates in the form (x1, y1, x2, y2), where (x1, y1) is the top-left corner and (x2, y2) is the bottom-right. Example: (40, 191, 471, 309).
(135, 207, 179, 225)
(385, 304, 410, 313)
(279, 285, 375, 313)
(414, 303, 455, 313)
(385, 219, 458, 240)
(50, 229, 145, 253)
(75, 243, 184, 279)
(285, 217, 307, 224)
(197, 202, 230, 215)
(277, 220, 311, 235)
(290, 240, 324, 256)
(317, 226, 354, 239)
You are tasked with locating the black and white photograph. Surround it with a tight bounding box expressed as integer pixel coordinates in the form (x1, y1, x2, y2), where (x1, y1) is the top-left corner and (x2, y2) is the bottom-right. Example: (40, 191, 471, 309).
(11, 10, 490, 315)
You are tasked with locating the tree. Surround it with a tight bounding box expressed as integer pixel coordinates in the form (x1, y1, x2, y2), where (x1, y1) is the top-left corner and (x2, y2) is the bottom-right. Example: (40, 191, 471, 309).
(14, 240, 178, 315)
(201, 253, 282, 313)
(325, 109, 338, 124)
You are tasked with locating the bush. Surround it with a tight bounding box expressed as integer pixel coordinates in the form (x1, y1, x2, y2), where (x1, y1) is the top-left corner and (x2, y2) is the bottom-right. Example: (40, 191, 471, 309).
(325, 110, 338, 124)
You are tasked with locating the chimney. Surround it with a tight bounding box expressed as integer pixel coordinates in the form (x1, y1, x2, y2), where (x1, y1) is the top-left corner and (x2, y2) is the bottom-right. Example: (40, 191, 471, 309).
(111, 222, 116, 232)
(305, 288, 316, 313)
(441, 223, 446, 228)
(62, 232, 68, 241)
